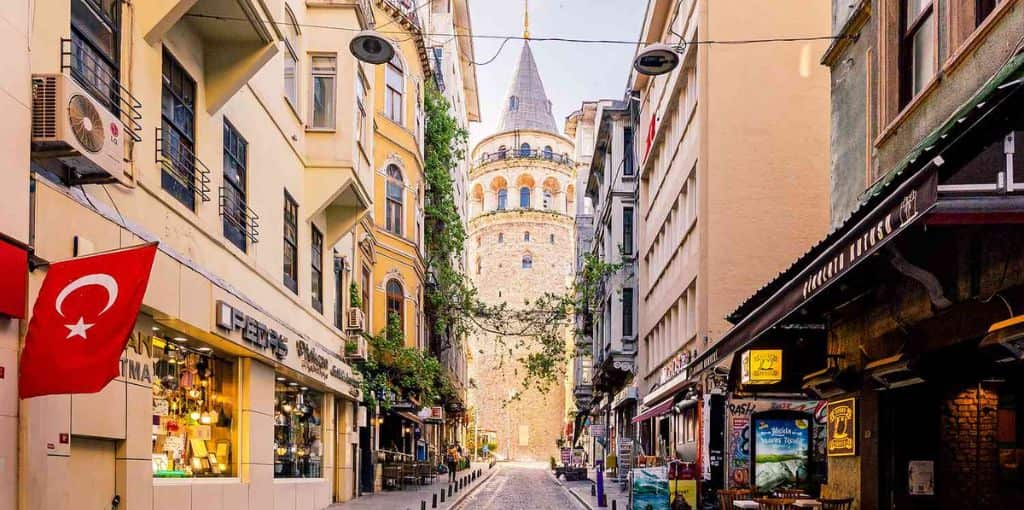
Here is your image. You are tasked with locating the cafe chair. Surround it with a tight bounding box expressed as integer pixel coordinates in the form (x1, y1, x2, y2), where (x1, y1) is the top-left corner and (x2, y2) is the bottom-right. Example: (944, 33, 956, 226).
(819, 498, 854, 510)
(718, 488, 754, 510)
(755, 498, 795, 510)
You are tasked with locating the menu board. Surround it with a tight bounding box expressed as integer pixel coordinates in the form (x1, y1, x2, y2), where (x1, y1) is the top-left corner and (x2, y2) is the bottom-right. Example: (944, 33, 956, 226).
(753, 417, 810, 492)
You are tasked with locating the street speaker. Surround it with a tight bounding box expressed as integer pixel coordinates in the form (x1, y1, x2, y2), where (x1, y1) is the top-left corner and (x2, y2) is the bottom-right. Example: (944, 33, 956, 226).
(350, 30, 395, 64)
(633, 43, 680, 76)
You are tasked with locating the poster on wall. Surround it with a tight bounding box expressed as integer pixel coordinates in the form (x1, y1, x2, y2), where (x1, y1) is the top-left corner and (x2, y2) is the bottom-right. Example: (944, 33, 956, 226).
(725, 399, 826, 489)
(632, 466, 669, 510)
(908, 460, 935, 496)
(753, 417, 810, 492)
(826, 397, 857, 456)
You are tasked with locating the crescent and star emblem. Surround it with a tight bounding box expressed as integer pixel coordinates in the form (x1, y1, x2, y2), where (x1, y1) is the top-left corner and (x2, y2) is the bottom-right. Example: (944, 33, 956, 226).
(55, 273, 119, 339)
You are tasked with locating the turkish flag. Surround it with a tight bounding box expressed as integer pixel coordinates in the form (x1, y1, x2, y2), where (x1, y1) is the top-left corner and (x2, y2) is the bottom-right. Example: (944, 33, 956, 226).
(19, 243, 158, 399)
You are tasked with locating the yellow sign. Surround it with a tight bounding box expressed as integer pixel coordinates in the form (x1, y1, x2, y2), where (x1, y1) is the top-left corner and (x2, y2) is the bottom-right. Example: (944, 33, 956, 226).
(740, 350, 783, 384)
(827, 397, 857, 456)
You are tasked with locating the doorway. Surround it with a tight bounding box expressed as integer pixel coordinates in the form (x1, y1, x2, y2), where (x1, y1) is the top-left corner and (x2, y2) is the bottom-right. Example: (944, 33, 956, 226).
(70, 436, 117, 510)
(879, 385, 941, 510)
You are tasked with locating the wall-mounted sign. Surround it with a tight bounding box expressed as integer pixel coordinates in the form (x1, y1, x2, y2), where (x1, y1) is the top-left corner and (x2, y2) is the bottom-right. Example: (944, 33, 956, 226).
(660, 352, 689, 385)
(215, 300, 288, 360)
(296, 339, 329, 379)
(740, 350, 782, 384)
(826, 397, 857, 456)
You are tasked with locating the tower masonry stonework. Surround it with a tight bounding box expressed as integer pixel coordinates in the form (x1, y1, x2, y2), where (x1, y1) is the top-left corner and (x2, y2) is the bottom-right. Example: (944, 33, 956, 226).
(467, 42, 575, 462)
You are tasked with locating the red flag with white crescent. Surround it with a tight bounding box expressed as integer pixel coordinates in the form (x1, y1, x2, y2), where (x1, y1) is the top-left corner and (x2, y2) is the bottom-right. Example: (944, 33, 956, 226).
(19, 243, 158, 399)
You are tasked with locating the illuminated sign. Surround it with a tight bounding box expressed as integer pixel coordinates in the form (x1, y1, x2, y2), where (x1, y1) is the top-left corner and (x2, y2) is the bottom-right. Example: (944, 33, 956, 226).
(740, 350, 782, 384)
(826, 397, 857, 456)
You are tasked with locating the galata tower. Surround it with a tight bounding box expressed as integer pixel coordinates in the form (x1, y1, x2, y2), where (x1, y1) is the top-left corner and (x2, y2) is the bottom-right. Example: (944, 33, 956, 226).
(467, 41, 576, 462)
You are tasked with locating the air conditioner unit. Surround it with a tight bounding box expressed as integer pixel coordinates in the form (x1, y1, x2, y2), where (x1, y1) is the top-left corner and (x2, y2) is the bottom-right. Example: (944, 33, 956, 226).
(31, 73, 129, 186)
(346, 307, 366, 332)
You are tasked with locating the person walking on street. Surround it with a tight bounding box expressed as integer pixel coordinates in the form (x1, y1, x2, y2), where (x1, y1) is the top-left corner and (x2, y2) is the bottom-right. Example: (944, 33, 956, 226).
(446, 444, 458, 483)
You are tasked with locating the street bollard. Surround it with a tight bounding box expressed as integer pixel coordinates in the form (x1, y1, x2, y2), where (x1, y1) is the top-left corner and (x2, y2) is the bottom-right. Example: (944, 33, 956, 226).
(449, 484, 454, 496)
(591, 483, 595, 496)
(432, 494, 437, 508)
(596, 460, 606, 508)
(612, 501, 617, 510)
(421, 501, 426, 510)
(440, 489, 446, 503)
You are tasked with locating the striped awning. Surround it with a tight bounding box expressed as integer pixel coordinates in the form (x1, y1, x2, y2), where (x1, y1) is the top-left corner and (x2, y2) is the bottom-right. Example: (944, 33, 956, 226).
(631, 398, 673, 424)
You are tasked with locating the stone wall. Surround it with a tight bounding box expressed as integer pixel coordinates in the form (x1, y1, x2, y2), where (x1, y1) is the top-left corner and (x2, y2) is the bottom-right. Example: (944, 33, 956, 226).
(939, 384, 999, 510)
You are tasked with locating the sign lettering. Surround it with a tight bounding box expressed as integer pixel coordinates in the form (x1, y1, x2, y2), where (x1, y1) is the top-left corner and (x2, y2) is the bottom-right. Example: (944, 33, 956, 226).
(740, 350, 782, 384)
(216, 300, 288, 360)
(826, 397, 857, 456)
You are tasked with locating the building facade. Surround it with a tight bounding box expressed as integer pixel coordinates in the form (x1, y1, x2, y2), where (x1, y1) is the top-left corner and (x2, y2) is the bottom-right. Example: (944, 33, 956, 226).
(629, 0, 832, 472)
(465, 41, 575, 462)
(8, 1, 385, 509)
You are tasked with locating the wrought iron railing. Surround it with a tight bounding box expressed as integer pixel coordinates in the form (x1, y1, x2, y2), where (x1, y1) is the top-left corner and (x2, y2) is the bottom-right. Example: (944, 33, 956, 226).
(61, 38, 142, 142)
(219, 186, 259, 244)
(379, 0, 420, 28)
(475, 148, 575, 168)
(155, 127, 212, 203)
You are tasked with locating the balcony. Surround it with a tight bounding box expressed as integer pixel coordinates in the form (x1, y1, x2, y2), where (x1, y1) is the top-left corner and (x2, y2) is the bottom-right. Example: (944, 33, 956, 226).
(141, 0, 279, 113)
(474, 148, 575, 169)
(378, 0, 420, 29)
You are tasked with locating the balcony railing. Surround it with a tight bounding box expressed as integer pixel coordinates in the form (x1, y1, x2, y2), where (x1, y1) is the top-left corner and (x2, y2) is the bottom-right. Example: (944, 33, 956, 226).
(475, 148, 575, 168)
(62, 38, 142, 142)
(379, 0, 420, 28)
(155, 127, 212, 203)
(219, 186, 259, 244)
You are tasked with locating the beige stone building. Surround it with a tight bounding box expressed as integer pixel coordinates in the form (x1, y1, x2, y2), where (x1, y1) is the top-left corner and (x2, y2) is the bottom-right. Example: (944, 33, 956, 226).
(466, 42, 575, 462)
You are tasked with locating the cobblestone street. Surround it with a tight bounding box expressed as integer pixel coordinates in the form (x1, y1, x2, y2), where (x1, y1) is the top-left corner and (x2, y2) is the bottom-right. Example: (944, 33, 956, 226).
(452, 463, 585, 510)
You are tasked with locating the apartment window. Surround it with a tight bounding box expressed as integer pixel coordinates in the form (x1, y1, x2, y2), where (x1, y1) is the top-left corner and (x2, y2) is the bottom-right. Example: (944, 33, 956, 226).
(385, 165, 404, 235)
(976, 0, 1001, 24)
(623, 126, 635, 176)
(283, 7, 300, 111)
(622, 288, 634, 337)
(161, 51, 197, 211)
(311, 225, 324, 313)
(356, 71, 369, 147)
(333, 250, 344, 328)
(622, 207, 634, 255)
(497, 189, 508, 210)
(70, 0, 120, 111)
(310, 55, 337, 129)
(385, 55, 404, 123)
(522, 254, 533, 269)
(899, 0, 936, 107)
(519, 143, 531, 157)
(222, 121, 248, 251)
(283, 192, 299, 293)
(386, 279, 404, 334)
(361, 265, 371, 320)
(519, 187, 531, 208)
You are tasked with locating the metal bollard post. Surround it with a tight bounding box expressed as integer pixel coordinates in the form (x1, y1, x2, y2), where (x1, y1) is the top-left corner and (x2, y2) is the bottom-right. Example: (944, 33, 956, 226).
(591, 483, 595, 496)
(449, 485, 453, 496)
(421, 501, 426, 510)
(612, 501, 617, 510)
(440, 489, 446, 503)
(432, 494, 438, 508)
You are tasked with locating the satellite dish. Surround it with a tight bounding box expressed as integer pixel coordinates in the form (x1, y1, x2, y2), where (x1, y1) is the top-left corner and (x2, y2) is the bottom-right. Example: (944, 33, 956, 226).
(633, 43, 680, 76)
(350, 30, 396, 64)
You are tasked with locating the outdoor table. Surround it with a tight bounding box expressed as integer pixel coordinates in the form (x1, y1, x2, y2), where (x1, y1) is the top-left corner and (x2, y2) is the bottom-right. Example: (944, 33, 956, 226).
(733, 500, 759, 509)
(793, 500, 822, 508)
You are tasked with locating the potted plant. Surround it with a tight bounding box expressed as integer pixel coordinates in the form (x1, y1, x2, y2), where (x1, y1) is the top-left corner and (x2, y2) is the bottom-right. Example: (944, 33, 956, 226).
(349, 282, 362, 308)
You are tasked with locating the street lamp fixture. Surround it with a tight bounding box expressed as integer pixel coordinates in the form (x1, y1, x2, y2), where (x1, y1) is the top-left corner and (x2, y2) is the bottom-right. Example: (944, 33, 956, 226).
(350, 30, 395, 64)
(633, 43, 684, 76)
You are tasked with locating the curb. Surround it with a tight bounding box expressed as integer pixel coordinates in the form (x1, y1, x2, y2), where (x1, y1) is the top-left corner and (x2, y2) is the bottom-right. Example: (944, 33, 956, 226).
(447, 465, 500, 510)
(550, 472, 594, 510)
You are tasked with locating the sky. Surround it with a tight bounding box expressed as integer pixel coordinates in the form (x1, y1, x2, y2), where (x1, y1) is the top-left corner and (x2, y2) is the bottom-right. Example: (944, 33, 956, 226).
(465, 0, 647, 146)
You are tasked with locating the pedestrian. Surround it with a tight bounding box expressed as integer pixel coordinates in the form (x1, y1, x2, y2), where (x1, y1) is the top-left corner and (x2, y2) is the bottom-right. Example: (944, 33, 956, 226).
(445, 444, 458, 483)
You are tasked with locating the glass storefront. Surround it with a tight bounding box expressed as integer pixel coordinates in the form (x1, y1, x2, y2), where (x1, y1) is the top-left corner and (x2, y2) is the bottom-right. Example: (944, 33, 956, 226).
(151, 337, 237, 478)
(274, 377, 325, 478)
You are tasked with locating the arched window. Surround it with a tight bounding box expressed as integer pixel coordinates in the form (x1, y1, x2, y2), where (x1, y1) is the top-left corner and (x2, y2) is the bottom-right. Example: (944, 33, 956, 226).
(519, 187, 531, 208)
(524, 231, 530, 241)
(385, 165, 403, 235)
(385, 54, 404, 123)
(543, 191, 553, 209)
(543, 145, 553, 160)
(497, 189, 508, 210)
(509, 96, 519, 111)
(519, 143, 531, 157)
(549, 234, 555, 244)
(497, 145, 507, 159)
(386, 279, 404, 334)
(498, 232, 504, 243)
(522, 255, 533, 269)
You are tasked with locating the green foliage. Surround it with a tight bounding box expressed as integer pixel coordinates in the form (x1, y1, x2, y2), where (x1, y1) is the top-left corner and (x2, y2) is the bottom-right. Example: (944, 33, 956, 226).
(349, 282, 362, 309)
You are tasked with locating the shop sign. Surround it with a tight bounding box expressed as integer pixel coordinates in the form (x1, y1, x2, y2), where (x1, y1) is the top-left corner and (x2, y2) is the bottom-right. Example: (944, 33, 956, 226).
(119, 330, 153, 384)
(215, 300, 288, 361)
(659, 352, 689, 385)
(740, 349, 782, 384)
(590, 424, 606, 438)
(826, 397, 857, 456)
(295, 339, 329, 379)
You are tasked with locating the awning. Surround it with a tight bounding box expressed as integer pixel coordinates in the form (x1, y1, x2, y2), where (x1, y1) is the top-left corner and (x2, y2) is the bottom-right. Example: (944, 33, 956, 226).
(394, 411, 424, 424)
(980, 314, 1024, 362)
(631, 398, 673, 424)
(641, 370, 694, 407)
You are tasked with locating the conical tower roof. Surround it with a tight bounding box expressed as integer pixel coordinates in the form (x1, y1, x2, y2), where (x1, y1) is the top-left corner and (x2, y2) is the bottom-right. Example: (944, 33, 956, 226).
(496, 42, 558, 134)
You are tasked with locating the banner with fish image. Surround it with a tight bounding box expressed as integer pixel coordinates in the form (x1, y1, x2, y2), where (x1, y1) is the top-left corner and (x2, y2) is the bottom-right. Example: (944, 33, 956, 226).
(632, 466, 669, 510)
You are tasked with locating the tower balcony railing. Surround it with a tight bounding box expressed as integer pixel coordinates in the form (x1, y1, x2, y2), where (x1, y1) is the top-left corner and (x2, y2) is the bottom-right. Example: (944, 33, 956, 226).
(474, 148, 575, 169)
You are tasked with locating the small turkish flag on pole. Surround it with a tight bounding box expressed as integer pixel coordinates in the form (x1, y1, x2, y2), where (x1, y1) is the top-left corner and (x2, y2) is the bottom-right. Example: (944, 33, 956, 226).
(19, 243, 158, 399)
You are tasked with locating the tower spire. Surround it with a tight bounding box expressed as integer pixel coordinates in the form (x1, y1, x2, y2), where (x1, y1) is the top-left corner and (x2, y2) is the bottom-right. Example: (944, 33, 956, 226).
(523, 0, 530, 39)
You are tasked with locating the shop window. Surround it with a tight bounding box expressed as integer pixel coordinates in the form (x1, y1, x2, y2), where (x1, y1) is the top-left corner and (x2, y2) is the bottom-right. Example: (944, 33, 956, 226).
(152, 337, 237, 478)
(274, 378, 324, 478)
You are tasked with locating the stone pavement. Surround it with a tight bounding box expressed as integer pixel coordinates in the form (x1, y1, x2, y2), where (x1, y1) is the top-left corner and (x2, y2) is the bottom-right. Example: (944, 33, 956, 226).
(558, 468, 630, 510)
(453, 462, 586, 509)
(328, 462, 493, 510)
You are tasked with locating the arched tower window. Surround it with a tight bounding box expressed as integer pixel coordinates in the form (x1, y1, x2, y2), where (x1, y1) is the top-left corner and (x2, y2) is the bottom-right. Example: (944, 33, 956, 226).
(549, 234, 555, 244)
(497, 189, 508, 210)
(498, 232, 504, 243)
(386, 279, 404, 335)
(385, 165, 404, 235)
(509, 96, 519, 111)
(543, 145, 553, 160)
(522, 254, 533, 269)
(519, 142, 531, 157)
(524, 231, 531, 241)
(520, 187, 531, 208)
(497, 145, 507, 159)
